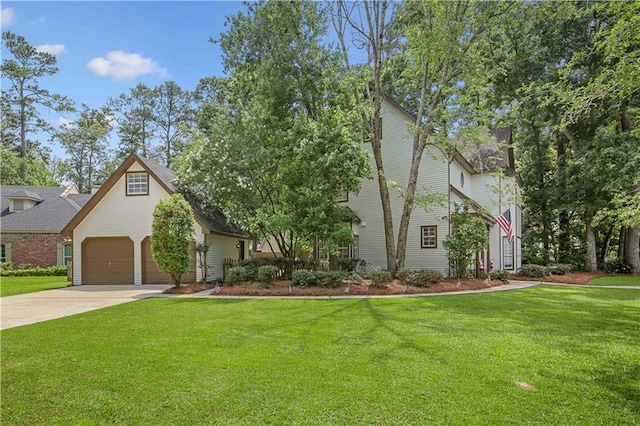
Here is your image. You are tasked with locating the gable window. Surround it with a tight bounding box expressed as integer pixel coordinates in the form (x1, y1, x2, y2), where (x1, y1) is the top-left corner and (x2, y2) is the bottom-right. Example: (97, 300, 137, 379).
(421, 225, 437, 248)
(336, 189, 348, 202)
(126, 172, 148, 195)
(11, 199, 24, 212)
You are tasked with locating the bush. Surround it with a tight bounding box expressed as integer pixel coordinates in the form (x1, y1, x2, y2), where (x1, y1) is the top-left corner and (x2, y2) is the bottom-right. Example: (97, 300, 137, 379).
(0, 265, 67, 276)
(345, 272, 363, 284)
(396, 268, 413, 283)
(240, 257, 318, 280)
(370, 268, 392, 286)
(323, 271, 346, 288)
(603, 257, 634, 274)
(335, 258, 367, 274)
(518, 264, 549, 277)
(225, 266, 248, 284)
(413, 269, 443, 287)
(257, 265, 278, 286)
(291, 270, 322, 288)
(489, 269, 509, 281)
(549, 263, 574, 275)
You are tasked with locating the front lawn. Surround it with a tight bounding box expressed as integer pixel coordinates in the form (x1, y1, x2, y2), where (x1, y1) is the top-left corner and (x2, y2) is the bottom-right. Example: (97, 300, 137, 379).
(2, 286, 639, 425)
(0, 276, 69, 297)
(589, 275, 640, 286)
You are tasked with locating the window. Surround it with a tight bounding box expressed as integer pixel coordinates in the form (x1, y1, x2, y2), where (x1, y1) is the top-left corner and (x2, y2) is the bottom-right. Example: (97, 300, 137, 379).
(63, 243, 72, 266)
(336, 189, 348, 202)
(421, 225, 437, 248)
(126, 172, 148, 195)
(1, 244, 6, 263)
(460, 172, 465, 188)
(503, 236, 513, 269)
(317, 235, 359, 260)
(12, 199, 24, 212)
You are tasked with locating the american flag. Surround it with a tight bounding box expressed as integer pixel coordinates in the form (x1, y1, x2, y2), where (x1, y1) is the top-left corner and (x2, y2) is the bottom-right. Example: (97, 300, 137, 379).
(496, 208, 514, 243)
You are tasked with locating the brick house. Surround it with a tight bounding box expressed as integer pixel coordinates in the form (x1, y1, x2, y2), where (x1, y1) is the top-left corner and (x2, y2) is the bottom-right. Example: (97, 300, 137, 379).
(0, 185, 91, 268)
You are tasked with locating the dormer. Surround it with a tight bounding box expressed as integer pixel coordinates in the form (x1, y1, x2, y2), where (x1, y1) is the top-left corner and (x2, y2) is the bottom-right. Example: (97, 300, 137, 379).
(5, 189, 43, 213)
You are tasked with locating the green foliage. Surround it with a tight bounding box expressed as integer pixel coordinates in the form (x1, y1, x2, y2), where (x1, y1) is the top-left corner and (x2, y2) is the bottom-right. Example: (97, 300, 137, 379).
(257, 265, 278, 286)
(370, 268, 392, 286)
(291, 270, 321, 288)
(413, 270, 443, 287)
(603, 258, 634, 274)
(225, 266, 248, 285)
(396, 268, 413, 283)
(239, 257, 318, 281)
(335, 258, 367, 274)
(518, 264, 549, 278)
(290, 270, 346, 288)
(151, 194, 195, 287)
(0, 264, 67, 276)
(176, 1, 370, 258)
(443, 209, 489, 278)
(489, 269, 509, 282)
(548, 264, 575, 276)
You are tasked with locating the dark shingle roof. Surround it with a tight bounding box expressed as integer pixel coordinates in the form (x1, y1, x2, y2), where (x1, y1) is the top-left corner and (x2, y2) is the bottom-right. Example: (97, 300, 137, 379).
(1, 186, 91, 232)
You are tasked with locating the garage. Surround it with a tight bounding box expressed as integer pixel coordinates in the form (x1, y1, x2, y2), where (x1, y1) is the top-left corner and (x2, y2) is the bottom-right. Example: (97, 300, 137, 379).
(82, 237, 134, 285)
(141, 236, 196, 284)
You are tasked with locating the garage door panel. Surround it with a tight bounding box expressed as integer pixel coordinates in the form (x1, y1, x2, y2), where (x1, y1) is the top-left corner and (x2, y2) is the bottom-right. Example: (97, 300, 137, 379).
(142, 237, 196, 284)
(82, 237, 134, 285)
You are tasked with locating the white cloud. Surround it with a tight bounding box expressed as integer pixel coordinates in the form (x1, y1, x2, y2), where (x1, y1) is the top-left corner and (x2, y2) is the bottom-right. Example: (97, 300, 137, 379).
(1, 7, 16, 26)
(87, 51, 168, 80)
(106, 114, 119, 128)
(56, 117, 74, 129)
(36, 43, 66, 55)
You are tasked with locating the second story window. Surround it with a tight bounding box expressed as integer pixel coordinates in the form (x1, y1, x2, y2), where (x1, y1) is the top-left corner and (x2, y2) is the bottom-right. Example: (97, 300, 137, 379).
(126, 172, 148, 195)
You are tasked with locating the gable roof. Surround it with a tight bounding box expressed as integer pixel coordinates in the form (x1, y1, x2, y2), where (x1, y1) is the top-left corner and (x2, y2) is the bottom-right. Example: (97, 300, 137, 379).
(61, 153, 248, 239)
(1, 185, 91, 232)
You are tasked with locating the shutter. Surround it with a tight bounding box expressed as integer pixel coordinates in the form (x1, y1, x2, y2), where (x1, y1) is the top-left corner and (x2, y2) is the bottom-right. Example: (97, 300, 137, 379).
(5, 243, 11, 263)
(57, 242, 63, 265)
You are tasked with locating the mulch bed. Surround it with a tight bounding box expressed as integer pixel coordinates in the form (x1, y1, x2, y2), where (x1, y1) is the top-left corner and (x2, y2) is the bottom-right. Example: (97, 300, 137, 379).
(164, 278, 507, 296)
(163, 282, 217, 294)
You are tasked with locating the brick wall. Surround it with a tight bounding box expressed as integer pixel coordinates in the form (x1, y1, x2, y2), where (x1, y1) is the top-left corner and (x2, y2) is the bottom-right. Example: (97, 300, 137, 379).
(0, 233, 66, 267)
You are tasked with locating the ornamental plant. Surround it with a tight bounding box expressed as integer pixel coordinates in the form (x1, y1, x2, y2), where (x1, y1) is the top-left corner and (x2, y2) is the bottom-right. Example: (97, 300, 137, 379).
(151, 194, 195, 287)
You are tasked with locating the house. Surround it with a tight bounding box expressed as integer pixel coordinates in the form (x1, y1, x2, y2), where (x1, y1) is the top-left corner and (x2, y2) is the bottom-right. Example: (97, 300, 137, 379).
(61, 153, 250, 285)
(338, 96, 522, 275)
(0, 184, 91, 268)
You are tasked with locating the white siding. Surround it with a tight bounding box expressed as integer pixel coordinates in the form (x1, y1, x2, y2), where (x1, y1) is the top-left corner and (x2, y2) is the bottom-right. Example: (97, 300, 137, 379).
(205, 234, 245, 281)
(72, 161, 205, 285)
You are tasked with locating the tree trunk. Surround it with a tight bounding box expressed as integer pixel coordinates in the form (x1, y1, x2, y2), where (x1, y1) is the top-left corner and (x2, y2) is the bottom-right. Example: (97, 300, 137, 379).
(558, 211, 571, 263)
(599, 223, 614, 266)
(585, 218, 598, 272)
(618, 226, 627, 258)
(625, 227, 640, 272)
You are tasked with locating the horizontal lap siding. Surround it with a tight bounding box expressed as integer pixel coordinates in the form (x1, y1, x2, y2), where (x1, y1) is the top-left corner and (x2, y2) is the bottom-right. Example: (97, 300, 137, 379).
(205, 234, 245, 282)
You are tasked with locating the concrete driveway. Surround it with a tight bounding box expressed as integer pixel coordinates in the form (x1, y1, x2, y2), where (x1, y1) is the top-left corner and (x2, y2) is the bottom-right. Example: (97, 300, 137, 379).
(0, 285, 170, 330)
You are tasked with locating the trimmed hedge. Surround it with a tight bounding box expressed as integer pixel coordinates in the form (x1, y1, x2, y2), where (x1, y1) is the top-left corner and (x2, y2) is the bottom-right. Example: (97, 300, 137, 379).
(370, 268, 392, 286)
(239, 257, 319, 280)
(225, 266, 248, 284)
(489, 269, 509, 281)
(0, 265, 67, 277)
(413, 270, 443, 287)
(257, 265, 278, 286)
(549, 264, 575, 275)
(291, 270, 347, 288)
(518, 264, 549, 277)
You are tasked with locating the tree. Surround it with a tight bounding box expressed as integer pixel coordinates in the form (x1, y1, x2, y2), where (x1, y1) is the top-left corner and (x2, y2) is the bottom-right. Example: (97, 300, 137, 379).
(151, 194, 195, 287)
(177, 1, 370, 258)
(51, 104, 113, 193)
(107, 83, 160, 163)
(151, 81, 194, 167)
(443, 206, 489, 279)
(1, 31, 74, 180)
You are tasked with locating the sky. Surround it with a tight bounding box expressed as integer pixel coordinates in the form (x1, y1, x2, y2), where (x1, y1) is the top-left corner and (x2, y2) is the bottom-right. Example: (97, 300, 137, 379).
(1, 1, 253, 158)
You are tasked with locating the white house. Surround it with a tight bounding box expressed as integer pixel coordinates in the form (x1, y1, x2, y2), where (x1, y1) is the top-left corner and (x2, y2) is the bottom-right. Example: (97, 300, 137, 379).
(62, 153, 250, 285)
(340, 97, 522, 275)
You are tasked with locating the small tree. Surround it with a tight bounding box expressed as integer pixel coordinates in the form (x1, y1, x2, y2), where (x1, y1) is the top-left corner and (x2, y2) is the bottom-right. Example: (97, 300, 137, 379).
(443, 207, 489, 279)
(151, 194, 194, 287)
(195, 241, 210, 283)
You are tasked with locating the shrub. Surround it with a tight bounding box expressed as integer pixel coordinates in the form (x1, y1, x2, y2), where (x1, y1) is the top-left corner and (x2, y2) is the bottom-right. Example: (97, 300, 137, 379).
(0, 265, 67, 277)
(345, 272, 363, 284)
(518, 264, 549, 277)
(603, 257, 634, 274)
(322, 271, 346, 288)
(370, 268, 392, 286)
(226, 266, 248, 284)
(413, 269, 443, 287)
(489, 269, 509, 281)
(240, 257, 318, 280)
(549, 264, 574, 275)
(396, 268, 413, 283)
(257, 265, 278, 286)
(291, 270, 321, 288)
(335, 258, 367, 274)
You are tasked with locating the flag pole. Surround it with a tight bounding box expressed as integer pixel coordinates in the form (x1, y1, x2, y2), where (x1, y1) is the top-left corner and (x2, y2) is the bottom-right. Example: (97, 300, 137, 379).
(499, 175, 502, 269)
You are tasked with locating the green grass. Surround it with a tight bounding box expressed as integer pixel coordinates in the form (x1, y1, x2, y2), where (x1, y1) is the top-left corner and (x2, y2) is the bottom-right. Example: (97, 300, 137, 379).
(2, 286, 639, 425)
(589, 275, 640, 286)
(0, 276, 69, 297)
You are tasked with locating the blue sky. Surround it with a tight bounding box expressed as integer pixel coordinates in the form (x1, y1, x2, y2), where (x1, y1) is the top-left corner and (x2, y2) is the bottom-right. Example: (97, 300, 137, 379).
(1, 1, 251, 157)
